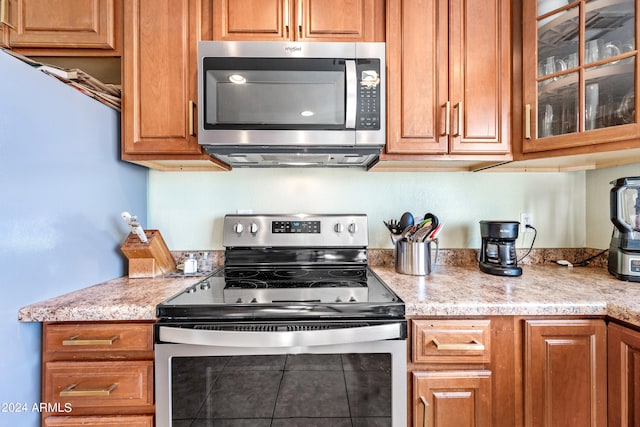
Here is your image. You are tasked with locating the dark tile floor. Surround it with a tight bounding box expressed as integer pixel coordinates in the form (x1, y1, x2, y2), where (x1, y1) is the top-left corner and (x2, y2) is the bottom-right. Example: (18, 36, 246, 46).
(170, 353, 392, 427)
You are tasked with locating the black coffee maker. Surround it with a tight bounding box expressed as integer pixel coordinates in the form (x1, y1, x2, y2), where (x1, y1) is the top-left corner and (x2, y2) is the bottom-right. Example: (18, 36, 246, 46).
(479, 220, 522, 277)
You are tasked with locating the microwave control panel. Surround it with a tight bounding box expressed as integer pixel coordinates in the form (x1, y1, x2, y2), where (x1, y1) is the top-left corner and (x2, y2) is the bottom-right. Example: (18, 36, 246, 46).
(356, 59, 381, 130)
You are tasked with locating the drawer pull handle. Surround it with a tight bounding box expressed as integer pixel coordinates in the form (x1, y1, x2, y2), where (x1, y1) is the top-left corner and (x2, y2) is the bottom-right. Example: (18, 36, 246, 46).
(60, 383, 118, 397)
(420, 395, 429, 427)
(62, 335, 119, 346)
(432, 337, 485, 351)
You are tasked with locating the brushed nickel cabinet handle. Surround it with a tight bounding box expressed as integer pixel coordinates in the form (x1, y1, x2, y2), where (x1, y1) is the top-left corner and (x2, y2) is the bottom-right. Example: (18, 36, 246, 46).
(297, 0, 302, 38)
(443, 101, 451, 136)
(432, 337, 485, 351)
(60, 383, 118, 397)
(284, 0, 289, 38)
(0, 0, 15, 29)
(525, 103, 532, 139)
(420, 395, 429, 427)
(188, 100, 196, 136)
(62, 335, 119, 346)
(453, 101, 463, 137)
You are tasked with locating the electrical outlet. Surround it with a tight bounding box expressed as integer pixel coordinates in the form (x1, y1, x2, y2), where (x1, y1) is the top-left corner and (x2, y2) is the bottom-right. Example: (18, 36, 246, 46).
(520, 213, 533, 233)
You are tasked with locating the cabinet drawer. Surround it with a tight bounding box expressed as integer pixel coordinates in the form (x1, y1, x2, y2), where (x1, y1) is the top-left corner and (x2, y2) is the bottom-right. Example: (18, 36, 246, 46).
(44, 415, 153, 427)
(43, 361, 153, 415)
(43, 323, 153, 360)
(412, 319, 491, 364)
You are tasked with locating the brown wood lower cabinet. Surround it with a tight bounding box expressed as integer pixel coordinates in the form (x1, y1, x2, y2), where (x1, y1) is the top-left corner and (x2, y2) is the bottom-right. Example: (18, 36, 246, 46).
(413, 370, 492, 427)
(523, 319, 607, 427)
(409, 318, 503, 427)
(409, 316, 612, 427)
(41, 322, 154, 425)
(608, 322, 640, 427)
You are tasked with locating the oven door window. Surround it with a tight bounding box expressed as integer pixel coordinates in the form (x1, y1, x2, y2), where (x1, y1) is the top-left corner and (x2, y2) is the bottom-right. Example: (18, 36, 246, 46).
(203, 58, 347, 130)
(170, 353, 391, 426)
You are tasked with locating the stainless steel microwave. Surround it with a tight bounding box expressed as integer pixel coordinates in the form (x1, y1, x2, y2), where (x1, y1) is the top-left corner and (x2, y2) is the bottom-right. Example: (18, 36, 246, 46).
(197, 41, 385, 167)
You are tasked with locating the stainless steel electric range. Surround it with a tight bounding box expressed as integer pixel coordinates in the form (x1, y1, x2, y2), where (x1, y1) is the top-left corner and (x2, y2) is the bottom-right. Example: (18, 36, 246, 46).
(155, 214, 407, 427)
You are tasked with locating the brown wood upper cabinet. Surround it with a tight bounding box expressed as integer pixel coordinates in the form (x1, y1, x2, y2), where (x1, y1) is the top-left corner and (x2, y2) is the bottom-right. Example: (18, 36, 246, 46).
(523, 319, 607, 427)
(212, 0, 384, 42)
(121, 0, 229, 171)
(0, 0, 121, 55)
(522, 0, 640, 153)
(385, 0, 511, 155)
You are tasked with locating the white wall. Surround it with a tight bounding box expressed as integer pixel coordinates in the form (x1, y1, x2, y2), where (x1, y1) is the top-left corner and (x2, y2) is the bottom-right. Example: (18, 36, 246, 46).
(586, 163, 640, 249)
(148, 168, 586, 250)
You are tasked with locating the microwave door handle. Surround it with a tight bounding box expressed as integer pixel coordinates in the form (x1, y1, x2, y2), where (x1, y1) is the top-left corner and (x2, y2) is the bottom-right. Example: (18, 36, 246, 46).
(345, 59, 357, 129)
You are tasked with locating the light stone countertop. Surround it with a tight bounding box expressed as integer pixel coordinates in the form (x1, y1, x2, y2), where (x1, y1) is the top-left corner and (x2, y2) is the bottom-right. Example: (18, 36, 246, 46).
(371, 265, 640, 326)
(18, 265, 640, 327)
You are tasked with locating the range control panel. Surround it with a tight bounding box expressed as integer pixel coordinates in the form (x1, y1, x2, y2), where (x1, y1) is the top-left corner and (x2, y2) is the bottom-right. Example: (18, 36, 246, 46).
(223, 214, 368, 248)
(272, 220, 321, 234)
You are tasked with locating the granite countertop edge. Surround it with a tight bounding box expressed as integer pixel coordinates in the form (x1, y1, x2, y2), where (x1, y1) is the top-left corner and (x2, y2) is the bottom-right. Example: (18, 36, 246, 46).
(17, 265, 640, 328)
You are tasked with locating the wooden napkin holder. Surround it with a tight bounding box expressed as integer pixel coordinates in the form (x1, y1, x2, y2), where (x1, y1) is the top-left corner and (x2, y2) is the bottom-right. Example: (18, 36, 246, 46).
(120, 230, 176, 278)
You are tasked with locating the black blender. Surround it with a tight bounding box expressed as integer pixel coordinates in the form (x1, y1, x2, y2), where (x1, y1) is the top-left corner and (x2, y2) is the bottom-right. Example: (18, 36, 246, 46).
(608, 177, 640, 282)
(479, 221, 522, 277)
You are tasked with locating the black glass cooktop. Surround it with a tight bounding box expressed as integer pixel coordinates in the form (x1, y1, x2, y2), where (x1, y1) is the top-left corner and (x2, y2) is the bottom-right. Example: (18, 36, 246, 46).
(156, 266, 404, 321)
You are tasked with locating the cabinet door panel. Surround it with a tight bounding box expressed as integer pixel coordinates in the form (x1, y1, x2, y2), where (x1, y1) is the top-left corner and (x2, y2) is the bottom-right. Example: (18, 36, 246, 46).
(608, 322, 640, 427)
(449, 0, 510, 153)
(7, 0, 116, 49)
(300, 0, 373, 41)
(524, 319, 607, 427)
(386, 0, 448, 153)
(413, 370, 492, 427)
(122, 0, 202, 155)
(213, 0, 287, 41)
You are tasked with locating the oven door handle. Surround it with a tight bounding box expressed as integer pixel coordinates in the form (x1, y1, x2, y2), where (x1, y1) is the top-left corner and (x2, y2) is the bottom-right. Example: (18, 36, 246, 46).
(158, 323, 403, 348)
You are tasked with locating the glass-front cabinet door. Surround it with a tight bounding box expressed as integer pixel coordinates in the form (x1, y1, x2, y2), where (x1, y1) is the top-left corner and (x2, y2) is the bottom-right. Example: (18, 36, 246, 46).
(522, 0, 639, 152)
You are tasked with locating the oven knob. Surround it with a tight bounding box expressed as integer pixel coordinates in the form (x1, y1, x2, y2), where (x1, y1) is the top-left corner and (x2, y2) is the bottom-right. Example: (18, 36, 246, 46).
(250, 223, 259, 234)
(187, 287, 196, 294)
(334, 223, 344, 233)
(200, 282, 210, 290)
(348, 223, 358, 234)
(234, 223, 244, 234)
(250, 298, 257, 303)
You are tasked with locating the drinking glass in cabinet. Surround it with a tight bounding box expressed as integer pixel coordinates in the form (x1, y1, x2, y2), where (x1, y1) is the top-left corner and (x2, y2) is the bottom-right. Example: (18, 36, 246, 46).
(537, 73, 578, 137)
(585, 83, 599, 130)
(584, 59, 635, 130)
(537, 4, 578, 80)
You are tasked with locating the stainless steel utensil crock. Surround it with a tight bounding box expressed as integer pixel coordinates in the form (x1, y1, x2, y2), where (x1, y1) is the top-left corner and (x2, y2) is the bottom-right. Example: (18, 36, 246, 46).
(395, 238, 439, 276)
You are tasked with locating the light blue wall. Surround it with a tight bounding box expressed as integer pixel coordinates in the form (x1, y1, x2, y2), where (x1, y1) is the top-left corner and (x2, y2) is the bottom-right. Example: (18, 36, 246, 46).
(0, 51, 147, 426)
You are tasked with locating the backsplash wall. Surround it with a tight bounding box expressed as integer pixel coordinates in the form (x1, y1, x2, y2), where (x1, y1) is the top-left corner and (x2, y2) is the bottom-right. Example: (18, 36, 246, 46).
(148, 168, 586, 250)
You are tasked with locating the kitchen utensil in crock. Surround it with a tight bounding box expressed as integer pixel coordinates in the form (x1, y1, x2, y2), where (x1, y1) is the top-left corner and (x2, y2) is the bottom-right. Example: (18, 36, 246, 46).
(384, 219, 403, 235)
(399, 212, 415, 229)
